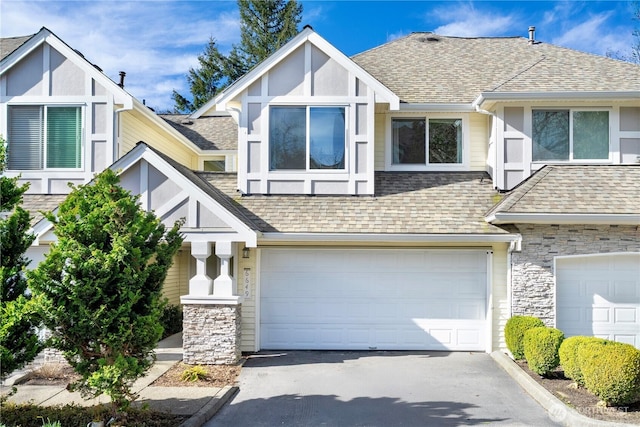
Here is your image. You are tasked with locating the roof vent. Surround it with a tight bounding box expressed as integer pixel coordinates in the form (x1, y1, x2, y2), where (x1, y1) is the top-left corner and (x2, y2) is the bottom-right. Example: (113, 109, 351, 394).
(417, 36, 440, 43)
(118, 71, 126, 88)
(528, 26, 536, 45)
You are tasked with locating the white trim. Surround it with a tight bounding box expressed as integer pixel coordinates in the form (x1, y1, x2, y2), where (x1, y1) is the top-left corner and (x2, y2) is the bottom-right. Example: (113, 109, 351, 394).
(384, 112, 471, 172)
(474, 91, 640, 109)
(260, 232, 519, 243)
(193, 27, 399, 118)
(180, 295, 243, 305)
(487, 213, 640, 225)
(485, 250, 494, 353)
(400, 103, 476, 112)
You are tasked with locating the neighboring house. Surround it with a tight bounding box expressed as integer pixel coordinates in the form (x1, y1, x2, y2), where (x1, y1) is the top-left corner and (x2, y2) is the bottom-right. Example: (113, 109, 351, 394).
(1, 26, 638, 364)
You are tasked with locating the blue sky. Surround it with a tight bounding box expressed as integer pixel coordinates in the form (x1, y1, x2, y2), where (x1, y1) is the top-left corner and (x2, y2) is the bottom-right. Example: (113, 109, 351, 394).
(1, 1, 637, 112)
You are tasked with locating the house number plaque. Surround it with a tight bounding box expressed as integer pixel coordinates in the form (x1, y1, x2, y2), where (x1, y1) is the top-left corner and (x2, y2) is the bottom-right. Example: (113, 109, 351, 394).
(243, 268, 251, 299)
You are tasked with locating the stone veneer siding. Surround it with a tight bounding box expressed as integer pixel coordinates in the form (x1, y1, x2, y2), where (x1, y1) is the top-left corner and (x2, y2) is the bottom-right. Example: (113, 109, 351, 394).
(511, 224, 640, 325)
(182, 304, 241, 365)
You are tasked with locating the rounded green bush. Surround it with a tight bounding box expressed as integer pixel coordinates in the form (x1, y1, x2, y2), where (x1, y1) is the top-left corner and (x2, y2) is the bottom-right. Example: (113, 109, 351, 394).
(523, 327, 564, 376)
(578, 341, 640, 406)
(559, 336, 606, 386)
(505, 315, 545, 360)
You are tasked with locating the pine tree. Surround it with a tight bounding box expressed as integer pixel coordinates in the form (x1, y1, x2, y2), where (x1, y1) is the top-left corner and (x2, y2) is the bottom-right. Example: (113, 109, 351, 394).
(0, 137, 41, 378)
(29, 169, 184, 411)
(172, 0, 302, 113)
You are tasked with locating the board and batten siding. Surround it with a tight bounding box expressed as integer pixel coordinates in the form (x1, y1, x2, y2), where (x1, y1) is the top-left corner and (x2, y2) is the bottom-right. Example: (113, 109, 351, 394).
(119, 111, 195, 169)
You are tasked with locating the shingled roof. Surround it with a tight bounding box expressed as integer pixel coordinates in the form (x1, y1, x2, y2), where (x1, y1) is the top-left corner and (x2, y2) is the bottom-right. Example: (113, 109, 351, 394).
(486, 165, 640, 217)
(160, 114, 237, 151)
(351, 33, 640, 104)
(196, 171, 509, 235)
(21, 194, 67, 226)
(0, 34, 33, 61)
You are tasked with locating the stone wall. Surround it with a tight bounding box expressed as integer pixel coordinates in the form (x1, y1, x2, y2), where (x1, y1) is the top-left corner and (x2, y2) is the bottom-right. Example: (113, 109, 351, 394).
(182, 304, 241, 365)
(511, 224, 640, 324)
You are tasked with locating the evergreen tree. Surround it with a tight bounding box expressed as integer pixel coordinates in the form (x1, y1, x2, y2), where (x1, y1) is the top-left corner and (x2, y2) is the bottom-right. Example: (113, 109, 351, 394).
(29, 169, 183, 411)
(172, 0, 302, 113)
(0, 137, 41, 378)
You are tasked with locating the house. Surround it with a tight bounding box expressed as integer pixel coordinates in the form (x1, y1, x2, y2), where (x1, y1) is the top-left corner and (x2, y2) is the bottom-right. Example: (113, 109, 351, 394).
(1, 26, 638, 364)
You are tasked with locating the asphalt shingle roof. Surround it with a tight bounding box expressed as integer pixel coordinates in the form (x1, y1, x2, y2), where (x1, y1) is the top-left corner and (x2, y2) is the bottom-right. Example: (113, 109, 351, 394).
(351, 33, 640, 104)
(197, 171, 509, 235)
(21, 194, 67, 226)
(0, 34, 33, 61)
(160, 114, 237, 151)
(487, 165, 640, 216)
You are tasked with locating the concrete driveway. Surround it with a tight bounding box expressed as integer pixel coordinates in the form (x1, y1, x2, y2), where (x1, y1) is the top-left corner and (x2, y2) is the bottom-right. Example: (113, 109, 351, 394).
(206, 351, 559, 426)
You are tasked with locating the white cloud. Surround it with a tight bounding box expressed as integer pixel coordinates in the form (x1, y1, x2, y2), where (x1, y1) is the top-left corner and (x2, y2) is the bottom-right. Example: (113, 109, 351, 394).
(1, 0, 241, 112)
(550, 11, 632, 56)
(429, 2, 517, 37)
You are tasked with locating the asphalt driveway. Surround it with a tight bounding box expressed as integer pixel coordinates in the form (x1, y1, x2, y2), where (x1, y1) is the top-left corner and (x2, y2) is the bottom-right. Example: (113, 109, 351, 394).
(206, 351, 559, 426)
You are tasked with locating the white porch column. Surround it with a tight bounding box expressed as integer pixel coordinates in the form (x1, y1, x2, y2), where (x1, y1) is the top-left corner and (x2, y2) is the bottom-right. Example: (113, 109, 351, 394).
(213, 241, 236, 296)
(188, 241, 213, 296)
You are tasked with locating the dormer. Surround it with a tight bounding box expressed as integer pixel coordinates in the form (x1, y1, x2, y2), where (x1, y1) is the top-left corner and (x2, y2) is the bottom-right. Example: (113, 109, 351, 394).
(193, 27, 399, 195)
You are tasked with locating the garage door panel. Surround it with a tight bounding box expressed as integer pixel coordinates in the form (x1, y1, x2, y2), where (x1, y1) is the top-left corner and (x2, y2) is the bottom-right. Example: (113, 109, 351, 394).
(557, 253, 640, 349)
(261, 249, 488, 351)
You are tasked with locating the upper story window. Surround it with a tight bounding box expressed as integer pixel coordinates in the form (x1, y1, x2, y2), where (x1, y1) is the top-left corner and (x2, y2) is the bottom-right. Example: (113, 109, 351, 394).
(8, 105, 82, 170)
(532, 109, 609, 161)
(392, 117, 463, 165)
(269, 106, 346, 171)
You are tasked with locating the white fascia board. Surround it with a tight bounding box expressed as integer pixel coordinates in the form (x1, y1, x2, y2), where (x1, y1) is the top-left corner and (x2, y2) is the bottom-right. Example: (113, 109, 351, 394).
(486, 213, 640, 225)
(260, 232, 519, 244)
(399, 103, 475, 112)
(193, 28, 400, 117)
(120, 146, 258, 246)
(1, 28, 133, 109)
(474, 91, 640, 109)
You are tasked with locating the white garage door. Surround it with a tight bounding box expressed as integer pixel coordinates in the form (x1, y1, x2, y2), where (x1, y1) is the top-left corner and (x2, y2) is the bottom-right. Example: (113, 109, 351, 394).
(557, 253, 640, 348)
(260, 249, 488, 351)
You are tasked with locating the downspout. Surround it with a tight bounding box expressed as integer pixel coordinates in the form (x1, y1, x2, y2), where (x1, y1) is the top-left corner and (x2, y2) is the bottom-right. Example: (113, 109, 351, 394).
(474, 104, 498, 186)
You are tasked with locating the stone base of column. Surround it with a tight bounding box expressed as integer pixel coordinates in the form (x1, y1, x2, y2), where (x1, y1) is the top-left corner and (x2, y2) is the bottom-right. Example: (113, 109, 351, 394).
(182, 303, 241, 365)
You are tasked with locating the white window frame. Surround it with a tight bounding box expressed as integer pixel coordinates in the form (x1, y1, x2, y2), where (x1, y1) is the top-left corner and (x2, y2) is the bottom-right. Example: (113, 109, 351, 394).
(531, 107, 612, 164)
(6, 103, 85, 172)
(385, 113, 470, 171)
(268, 104, 348, 173)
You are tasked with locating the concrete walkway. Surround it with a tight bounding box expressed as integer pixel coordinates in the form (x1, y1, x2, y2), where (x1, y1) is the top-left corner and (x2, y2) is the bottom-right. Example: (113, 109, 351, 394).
(1, 334, 237, 427)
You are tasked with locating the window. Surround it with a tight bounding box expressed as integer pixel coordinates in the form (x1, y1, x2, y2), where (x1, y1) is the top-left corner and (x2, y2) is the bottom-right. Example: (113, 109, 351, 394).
(532, 109, 609, 161)
(203, 159, 226, 171)
(7, 105, 82, 170)
(269, 106, 346, 171)
(392, 117, 462, 165)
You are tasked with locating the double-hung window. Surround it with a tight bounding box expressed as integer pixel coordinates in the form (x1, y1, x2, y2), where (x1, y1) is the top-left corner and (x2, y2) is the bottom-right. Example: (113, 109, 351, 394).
(7, 105, 82, 170)
(269, 106, 346, 171)
(391, 117, 463, 165)
(532, 109, 609, 161)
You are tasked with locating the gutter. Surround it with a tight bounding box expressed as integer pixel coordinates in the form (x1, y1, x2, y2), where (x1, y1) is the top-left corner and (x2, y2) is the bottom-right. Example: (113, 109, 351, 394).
(474, 91, 640, 109)
(486, 213, 640, 225)
(260, 232, 520, 244)
(399, 103, 475, 112)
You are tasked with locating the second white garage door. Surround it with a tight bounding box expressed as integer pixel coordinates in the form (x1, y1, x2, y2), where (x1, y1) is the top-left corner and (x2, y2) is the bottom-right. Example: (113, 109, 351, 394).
(260, 248, 489, 351)
(556, 253, 640, 348)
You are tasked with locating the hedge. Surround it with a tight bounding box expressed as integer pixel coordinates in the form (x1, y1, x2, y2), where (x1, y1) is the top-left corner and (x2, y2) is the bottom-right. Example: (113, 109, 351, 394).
(505, 315, 545, 360)
(523, 327, 564, 376)
(559, 336, 606, 386)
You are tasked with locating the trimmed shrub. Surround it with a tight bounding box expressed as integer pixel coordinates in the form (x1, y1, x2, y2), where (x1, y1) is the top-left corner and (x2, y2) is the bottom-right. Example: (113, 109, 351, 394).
(505, 315, 545, 360)
(578, 341, 640, 406)
(559, 336, 606, 386)
(523, 327, 564, 376)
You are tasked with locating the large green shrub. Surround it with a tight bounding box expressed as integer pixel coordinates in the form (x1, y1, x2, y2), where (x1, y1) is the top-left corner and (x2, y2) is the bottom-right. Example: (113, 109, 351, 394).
(29, 169, 184, 412)
(578, 341, 640, 406)
(559, 336, 606, 385)
(160, 303, 183, 339)
(505, 315, 545, 360)
(523, 327, 564, 376)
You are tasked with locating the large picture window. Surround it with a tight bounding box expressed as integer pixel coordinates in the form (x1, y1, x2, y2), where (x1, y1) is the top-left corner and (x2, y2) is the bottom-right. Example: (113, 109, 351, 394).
(269, 106, 345, 171)
(8, 105, 82, 170)
(532, 109, 609, 161)
(392, 117, 462, 165)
